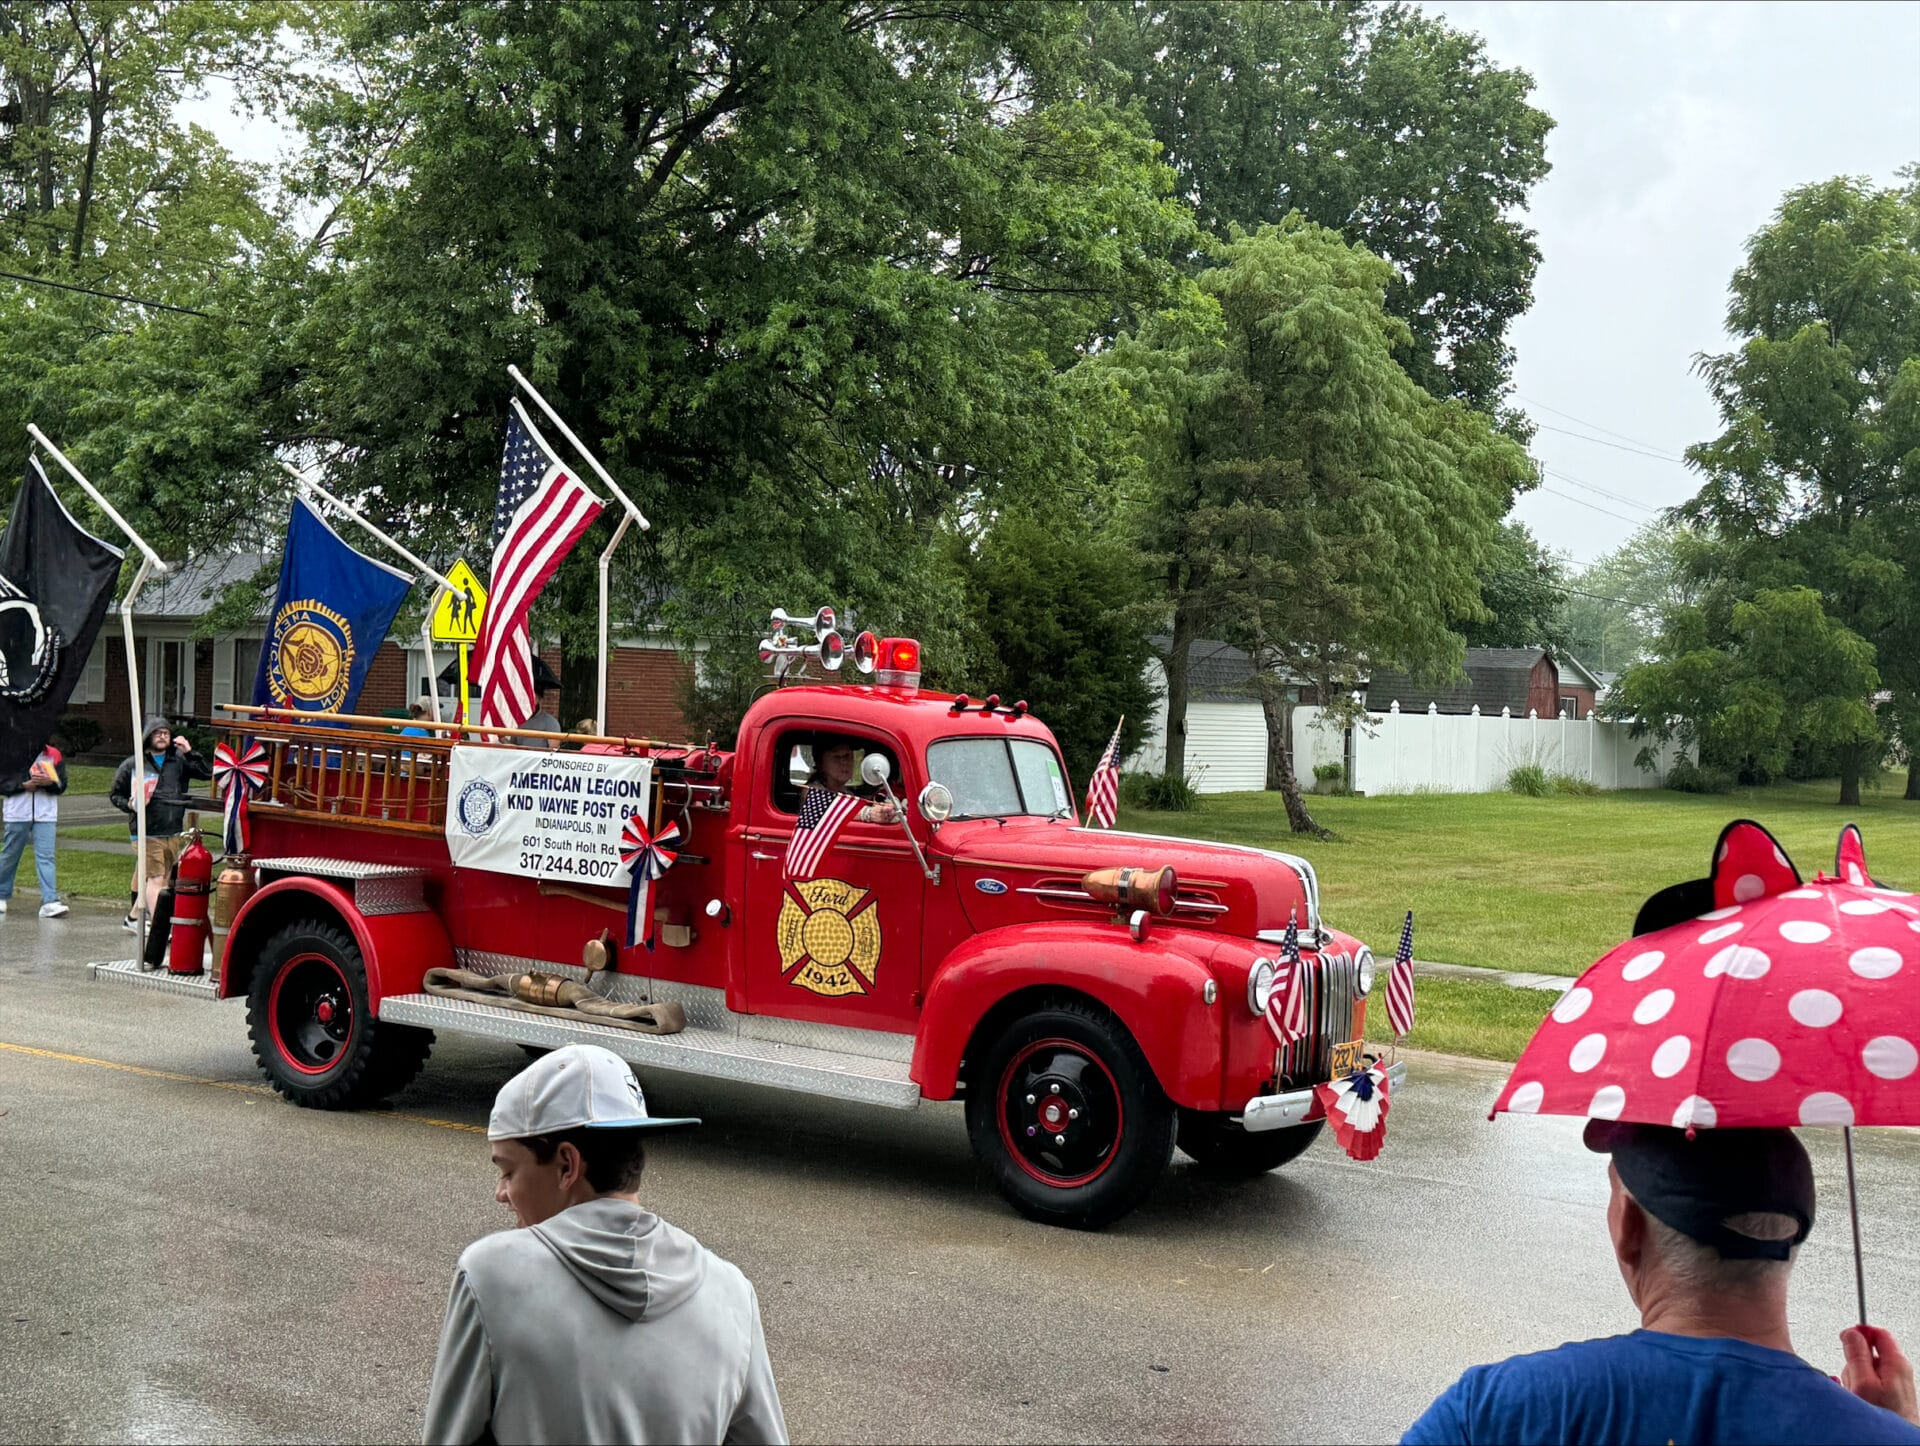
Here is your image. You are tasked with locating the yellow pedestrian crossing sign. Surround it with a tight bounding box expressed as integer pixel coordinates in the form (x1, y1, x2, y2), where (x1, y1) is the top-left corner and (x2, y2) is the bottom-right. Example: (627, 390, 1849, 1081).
(431, 559, 488, 644)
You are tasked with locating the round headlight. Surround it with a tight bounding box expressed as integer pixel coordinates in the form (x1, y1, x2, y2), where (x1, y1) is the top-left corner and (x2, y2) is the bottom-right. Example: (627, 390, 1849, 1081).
(1355, 946, 1376, 994)
(1247, 958, 1277, 1015)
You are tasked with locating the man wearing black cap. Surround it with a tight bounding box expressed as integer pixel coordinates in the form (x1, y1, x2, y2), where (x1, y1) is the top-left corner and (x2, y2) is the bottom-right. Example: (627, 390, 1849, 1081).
(423, 1044, 787, 1444)
(1403, 1123, 1919, 1444)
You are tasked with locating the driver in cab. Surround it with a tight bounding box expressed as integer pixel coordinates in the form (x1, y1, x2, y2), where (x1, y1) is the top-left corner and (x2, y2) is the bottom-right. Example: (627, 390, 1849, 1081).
(806, 735, 900, 825)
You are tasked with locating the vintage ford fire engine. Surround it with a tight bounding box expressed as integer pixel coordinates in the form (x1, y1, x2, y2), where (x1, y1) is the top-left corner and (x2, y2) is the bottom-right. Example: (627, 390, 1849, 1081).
(96, 631, 1405, 1228)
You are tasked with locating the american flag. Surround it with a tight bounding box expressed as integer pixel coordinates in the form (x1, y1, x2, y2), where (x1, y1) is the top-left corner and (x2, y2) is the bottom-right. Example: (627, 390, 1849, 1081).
(472, 399, 604, 731)
(786, 785, 863, 879)
(1265, 907, 1310, 1046)
(1083, 717, 1123, 829)
(1386, 910, 1416, 1038)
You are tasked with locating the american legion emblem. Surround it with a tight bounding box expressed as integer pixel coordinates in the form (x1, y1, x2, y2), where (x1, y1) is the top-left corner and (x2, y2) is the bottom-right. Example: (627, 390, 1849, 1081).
(265, 598, 354, 712)
(776, 878, 881, 997)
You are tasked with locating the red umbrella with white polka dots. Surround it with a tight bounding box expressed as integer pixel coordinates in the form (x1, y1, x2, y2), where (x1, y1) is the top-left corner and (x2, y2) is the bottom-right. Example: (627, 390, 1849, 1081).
(1491, 821, 1918, 1323)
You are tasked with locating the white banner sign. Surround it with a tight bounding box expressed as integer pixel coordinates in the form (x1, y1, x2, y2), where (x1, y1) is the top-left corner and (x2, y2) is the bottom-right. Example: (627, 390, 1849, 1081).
(446, 746, 654, 887)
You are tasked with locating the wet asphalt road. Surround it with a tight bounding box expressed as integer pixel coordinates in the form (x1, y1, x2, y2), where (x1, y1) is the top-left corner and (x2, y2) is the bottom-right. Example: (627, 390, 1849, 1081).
(3, 905, 1917, 1445)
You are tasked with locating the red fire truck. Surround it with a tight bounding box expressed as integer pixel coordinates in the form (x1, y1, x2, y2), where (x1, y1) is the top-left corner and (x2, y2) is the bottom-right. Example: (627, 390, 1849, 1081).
(95, 634, 1404, 1228)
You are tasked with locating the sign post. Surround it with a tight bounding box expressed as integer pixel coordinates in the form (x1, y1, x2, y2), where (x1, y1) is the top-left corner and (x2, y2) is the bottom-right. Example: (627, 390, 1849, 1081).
(431, 559, 487, 729)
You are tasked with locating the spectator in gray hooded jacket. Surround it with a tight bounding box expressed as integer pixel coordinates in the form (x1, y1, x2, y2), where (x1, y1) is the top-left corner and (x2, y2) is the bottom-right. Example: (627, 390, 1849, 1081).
(108, 715, 211, 930)
(424, 1044, 787, 1446)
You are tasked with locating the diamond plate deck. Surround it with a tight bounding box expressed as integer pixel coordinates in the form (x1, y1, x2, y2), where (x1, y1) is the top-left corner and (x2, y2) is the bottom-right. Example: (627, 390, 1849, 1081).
(376, 993, 922, 1109)
(88, 957, 224, 999)
(254, 856, 427, 881)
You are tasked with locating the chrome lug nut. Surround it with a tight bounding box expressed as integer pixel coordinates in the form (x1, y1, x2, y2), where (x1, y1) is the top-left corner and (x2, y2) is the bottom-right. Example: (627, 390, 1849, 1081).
(1054, 1134, 1066, 1146)
(1025, 1093, 1036, 1105)
(1049, 1083, 1062, 1095)
(1068, 1108, 1080, 1120)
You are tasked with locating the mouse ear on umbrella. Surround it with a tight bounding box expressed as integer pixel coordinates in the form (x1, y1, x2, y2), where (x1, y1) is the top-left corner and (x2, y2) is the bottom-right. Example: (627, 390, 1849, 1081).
(1836, 823, 1878, 888)
(1631, 819, 1801, 937)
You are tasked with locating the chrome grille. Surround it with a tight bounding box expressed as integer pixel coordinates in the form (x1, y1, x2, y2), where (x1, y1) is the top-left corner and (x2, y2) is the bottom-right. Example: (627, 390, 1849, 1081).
(1276, 951, 1362, 1085)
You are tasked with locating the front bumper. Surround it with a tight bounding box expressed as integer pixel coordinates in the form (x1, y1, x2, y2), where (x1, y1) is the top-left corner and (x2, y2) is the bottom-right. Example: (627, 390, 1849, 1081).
(1237, 1058, 1409, 1132)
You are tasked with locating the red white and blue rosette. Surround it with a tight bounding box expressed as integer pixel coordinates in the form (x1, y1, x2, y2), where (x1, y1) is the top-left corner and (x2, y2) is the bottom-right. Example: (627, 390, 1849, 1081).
(1315, 1062, 1391, 1162)
(620, 811, 684, 949)
(211, 740, 269, 856)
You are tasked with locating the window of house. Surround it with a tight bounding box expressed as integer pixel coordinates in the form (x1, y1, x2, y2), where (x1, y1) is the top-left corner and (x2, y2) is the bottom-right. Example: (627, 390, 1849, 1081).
(1560, 695, 1580, 720)
(149, 638, 193, 718)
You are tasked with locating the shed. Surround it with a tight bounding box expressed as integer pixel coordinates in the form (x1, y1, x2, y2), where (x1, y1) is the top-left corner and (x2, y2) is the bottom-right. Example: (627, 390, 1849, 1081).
(1365, 647, 1573, 719)
(1128, 637, 1268, 793)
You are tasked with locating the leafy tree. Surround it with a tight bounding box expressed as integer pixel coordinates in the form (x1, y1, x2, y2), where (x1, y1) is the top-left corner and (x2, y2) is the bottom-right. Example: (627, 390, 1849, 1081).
(1610, 586, 1881, 785)
(950, 503, 1160, 786)
(1677, 173, 1920, 805)
(1098, 220, 1526, 831)
(277, 0, 1196, 716)
(1462, 521, 1567, 651)
(1065, 0, 1554, 410)
(1558, 521, 1706, 674)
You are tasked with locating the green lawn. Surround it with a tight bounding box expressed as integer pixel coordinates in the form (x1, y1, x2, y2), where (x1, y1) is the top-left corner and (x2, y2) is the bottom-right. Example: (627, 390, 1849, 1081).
(1115, 772, 1920, 977)
(1389, 975, 1555, 1063)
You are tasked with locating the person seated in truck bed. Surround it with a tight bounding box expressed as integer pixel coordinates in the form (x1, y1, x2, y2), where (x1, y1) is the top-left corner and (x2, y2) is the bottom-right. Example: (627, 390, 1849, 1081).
(806, 734, 899, 825)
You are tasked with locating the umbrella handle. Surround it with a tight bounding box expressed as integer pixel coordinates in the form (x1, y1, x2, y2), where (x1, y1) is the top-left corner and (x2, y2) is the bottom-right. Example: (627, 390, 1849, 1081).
(1844, 1125, 1868, 1326)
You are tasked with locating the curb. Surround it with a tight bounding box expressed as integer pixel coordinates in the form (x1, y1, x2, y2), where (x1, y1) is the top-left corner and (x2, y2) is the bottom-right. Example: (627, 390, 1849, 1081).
(1412, 958, 1572, 996)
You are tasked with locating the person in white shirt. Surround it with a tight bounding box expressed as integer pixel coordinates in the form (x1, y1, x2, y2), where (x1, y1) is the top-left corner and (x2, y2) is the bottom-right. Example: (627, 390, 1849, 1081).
(0, 743, 68, 918)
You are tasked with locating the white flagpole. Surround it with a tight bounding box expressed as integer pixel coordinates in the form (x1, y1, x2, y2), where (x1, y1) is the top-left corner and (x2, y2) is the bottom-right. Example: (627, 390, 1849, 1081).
(279, 461, 460, 724)
(502, 375, 638, 733)
(27, 423, 169, 964)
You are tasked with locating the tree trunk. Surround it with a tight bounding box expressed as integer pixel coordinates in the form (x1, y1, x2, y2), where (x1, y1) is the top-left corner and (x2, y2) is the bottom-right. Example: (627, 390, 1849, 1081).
(70, 75, 108, 261)
(1839, 745, 1863, 808)
(1906, 751, 1919, 801)
(1161, 591, 1199, 782)
(1255, 681, 1321, 834)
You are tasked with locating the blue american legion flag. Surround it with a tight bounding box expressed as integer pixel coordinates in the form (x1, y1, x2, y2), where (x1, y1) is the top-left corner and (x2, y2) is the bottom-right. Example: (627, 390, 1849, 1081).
(1386, 910, 1416, 1038)
(785, 786, 862, 879)
(473, 399, 603, 731)
(1083, 717, 1123, 829)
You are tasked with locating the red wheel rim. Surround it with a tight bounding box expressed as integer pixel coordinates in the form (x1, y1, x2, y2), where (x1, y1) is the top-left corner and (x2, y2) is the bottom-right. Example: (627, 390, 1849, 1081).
(995, 1036, 1125, 1188)
(267, 951, 354, 1076)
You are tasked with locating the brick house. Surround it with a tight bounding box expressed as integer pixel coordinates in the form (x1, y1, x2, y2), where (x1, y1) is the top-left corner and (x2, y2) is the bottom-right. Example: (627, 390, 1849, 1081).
(58, 552, 696, 756)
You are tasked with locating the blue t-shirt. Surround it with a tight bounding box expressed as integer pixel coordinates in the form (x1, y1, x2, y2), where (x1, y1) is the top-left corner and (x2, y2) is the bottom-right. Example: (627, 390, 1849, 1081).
(1404, 1330, 1920, 1446)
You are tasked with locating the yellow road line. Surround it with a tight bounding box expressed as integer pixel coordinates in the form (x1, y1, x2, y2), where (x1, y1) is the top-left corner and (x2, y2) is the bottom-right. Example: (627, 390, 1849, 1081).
(0, 1041, 486, 1134)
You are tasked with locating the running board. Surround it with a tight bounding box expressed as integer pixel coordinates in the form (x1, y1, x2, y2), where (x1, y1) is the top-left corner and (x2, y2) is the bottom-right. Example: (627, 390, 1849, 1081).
(88, 957, 224, 1000)
(376, 993, 922, 1111)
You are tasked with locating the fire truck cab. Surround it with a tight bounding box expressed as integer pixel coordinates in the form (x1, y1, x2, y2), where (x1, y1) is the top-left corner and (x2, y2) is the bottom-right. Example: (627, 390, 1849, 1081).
(96, 639, 1404, 1229)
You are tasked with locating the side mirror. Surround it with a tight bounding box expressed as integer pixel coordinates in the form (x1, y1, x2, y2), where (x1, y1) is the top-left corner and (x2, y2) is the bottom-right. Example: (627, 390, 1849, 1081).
(859, 753, 891, 789)
(918, 781, 953, 825)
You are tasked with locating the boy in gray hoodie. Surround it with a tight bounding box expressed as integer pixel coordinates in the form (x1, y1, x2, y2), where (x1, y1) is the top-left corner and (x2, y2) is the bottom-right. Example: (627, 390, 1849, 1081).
(424, 1045, 787, 1446)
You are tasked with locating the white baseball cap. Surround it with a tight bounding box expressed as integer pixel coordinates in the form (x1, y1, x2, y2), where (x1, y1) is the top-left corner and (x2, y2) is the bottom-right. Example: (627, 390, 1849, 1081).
(488, 1044, 700, 1140)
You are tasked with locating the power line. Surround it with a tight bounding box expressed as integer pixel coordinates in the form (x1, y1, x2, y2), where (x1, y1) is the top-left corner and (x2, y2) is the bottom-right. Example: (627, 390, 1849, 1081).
(1517, 393, 1687, 458)
(1536, 484, 1651, 527)
(0, 268, 217, 318)
(1534, 422, 1691, 467)
(1542, 467, 1663, 515)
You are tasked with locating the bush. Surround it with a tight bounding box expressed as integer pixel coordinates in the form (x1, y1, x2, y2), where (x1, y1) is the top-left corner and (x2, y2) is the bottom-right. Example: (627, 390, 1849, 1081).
(1506, 764, 1551, 797)
(1666, 757, 1736, 794)
(54, 714, 105, 755)
(1312, 761, 1347, 794)
(1118, 769, 1200, 812)
(1550, 772, 1601, 797)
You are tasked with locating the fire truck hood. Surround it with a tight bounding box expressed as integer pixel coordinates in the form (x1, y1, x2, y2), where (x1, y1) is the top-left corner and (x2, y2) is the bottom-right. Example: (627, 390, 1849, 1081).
(934, 817, 1323, 935)
(529, 1196, 706, 1322)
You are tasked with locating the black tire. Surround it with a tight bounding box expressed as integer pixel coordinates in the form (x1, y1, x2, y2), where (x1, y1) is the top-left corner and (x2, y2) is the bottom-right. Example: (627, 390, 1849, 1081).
(1177, 1110, 1323, 1177)
(246, 919, 434, 1109)
(964, 997, 1175, 1229)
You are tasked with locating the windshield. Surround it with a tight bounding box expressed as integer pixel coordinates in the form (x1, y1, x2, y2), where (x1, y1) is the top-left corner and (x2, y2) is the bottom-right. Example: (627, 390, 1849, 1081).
(927, 737, 1074, 820)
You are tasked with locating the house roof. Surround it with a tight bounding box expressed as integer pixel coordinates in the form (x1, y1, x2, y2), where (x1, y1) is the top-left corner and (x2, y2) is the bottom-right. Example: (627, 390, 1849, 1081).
(1149, 635, 1260, 704)
(135, 551, 270, 620)
(1365, 647, 1551, 715)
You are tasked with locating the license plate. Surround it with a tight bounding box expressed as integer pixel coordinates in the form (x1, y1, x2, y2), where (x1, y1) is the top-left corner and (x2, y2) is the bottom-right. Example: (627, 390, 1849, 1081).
(1328, 1039, 1363, 1080)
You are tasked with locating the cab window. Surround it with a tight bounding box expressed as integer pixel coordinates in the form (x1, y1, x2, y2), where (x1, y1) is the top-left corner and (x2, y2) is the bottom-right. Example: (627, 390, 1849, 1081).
(769, 728, 900, 817)
(927, 737, 1073, 820)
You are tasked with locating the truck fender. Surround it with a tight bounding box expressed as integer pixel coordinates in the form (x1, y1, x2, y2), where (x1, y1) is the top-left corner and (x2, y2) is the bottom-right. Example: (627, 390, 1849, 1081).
(911, 923, 1227, 1112)
(217, 876, 454, 1007)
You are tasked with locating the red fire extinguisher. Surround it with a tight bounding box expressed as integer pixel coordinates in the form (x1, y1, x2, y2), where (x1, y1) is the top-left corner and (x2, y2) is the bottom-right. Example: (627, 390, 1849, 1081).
(168, 831, 214, 976)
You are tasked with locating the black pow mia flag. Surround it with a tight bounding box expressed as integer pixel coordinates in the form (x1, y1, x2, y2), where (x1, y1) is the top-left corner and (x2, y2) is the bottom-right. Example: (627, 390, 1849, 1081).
(0, 456, 124, 786)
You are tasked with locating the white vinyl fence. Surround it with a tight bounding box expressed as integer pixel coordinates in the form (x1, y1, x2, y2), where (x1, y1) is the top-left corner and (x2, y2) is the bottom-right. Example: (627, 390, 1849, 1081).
(1292, 703, 1692, 796)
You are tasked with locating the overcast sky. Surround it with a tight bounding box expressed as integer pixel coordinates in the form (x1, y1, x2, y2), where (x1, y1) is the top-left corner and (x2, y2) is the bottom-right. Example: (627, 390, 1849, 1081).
(191, 3, 1919, 570)
(1430, 0, 1920, 568)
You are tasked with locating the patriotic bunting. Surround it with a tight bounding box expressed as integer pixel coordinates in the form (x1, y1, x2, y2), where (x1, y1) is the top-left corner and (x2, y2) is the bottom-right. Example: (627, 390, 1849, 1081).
(212, 739, 269, 856)
(1316, 1062, 1391, 1161)
(620, 811, 683, 950)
